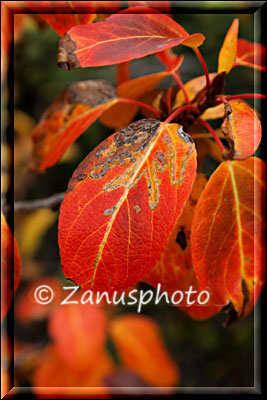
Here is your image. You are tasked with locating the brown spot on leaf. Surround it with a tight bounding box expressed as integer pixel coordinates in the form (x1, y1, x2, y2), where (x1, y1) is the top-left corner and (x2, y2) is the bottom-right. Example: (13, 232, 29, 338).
(133, 204, 141, 214)
(176, 228, 187, 250)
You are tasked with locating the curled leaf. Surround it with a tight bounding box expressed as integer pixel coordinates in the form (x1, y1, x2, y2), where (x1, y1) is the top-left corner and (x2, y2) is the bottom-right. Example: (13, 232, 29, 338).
(1, 211, 21, 320)
(221, 100, 262, 160)
(110, 314, 180, 386)
(57, 12, 205, 70)
(191, 157, 266, 319)
(235, 38, 266, 71)
(218, 19, 239, 74)
(30, 80, 118, 171)
(58, 119, 197, 291)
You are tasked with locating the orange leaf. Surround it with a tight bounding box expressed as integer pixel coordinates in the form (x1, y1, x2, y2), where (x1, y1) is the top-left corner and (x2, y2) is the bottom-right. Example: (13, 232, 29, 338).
(49, 303, 107, 369)
(172, 73, 217, 109)
(30, 80, 118, 171)
(110, 314, 180, 386)
(235, 38, 266, 71)
(100, 71, 169, 130)
(191, 157, 266, 319)
(218, 19, 239, 74)
(143, 174, 221, 320)
(25, 1, 96, 36)
(221, 100, 262, 160)
(33, 345, 113, 395)
(201, 103, 225, 120)
(58, 119, 197, 291)
(57, 13, 204, 70)
(1, 211, 21, 321)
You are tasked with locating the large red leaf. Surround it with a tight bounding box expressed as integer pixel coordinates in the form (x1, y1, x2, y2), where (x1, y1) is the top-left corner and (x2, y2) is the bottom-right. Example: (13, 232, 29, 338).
(143, 174, 221, 320)
(30, 80, 118, 171)
(58, 119, 197, 291)
(217, 19, 239, 74)
(1, 211, 21, 321)
(25, 1, 96, 36)
(49, 303, 107, 368)
(128, 1, 171, 13)
(110, 314, 180, 387)
(191, 157, 265, 318)
(235, 38, 266, 71)
(221, 100, 262, 160)
(57, 12, 205, 70)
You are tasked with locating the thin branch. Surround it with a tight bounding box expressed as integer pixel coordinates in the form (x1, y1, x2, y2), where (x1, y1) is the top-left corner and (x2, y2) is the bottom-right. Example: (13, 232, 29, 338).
(14, 192, 65, 212)
(170, 71, 190, 105)
(193, 47, 211, 88)
(196, 118, 226, 152)
(118, 98, 161, 119)
(163, 104, 199, 125)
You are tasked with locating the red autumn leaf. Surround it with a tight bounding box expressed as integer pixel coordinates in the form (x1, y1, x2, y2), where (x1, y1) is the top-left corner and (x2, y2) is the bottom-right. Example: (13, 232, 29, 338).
(218, 18, 239, 74)
(110, 314, 180, 386)
(33, 345, 113, 395)
(235, 38, 266, 71)
(57, 12, 205, 70)
(100, 70, 170, 130)
(58, 119, 197, 292)
(1, 211, 21, 321)
(157, 49, 184, 71)
(116, 61, 130, 85)
(30, 80, 118, 171)
(49, 302, 108, 369)
(221, 100, 262, 160)
(191, 157, 266, 319)
(143, 174, 221, 320)
(128, 1, 171, 13)
(25, 1, 96, 36)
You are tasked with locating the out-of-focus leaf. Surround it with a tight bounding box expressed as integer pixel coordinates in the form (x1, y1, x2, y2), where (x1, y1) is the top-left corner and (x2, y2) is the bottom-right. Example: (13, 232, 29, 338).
(193, 135, 223, 171)
(221, 100, 262, 160)
(157, 49, 184, 71)
(30, 80, 118, 171)
(25, 1, 96, 36)
(128, 1, 171, 12)
(218, 19, 239, 74)
(191, 157, 266, 319)
(57, 12, 204, 70)
(235, 38, 266, 71)
(49, 303, 108, 368)
(116, 62, 130, 85)
(58, 119, 197, 291)
(1, 212, 21, 321)
(143, 174, 221, 319)
(110, 314, 180, 386)
(17, 209, 57, 257)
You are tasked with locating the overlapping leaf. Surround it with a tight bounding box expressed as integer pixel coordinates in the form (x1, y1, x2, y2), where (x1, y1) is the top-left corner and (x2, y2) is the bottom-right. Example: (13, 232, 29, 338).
(58, 119, 197, 291)
(25, 1, 96, 36)
(1, 211, 21, 320)
(143, 174, 221, 319)
(235, 39, 266, 71)
(30, 80, 118, 171)
(191, 157, 266, 319)
(221, 100, 262, 160)
(57, 12, 205, 70)
(218, 19, 239, 74)
(110, 314, 180, 386)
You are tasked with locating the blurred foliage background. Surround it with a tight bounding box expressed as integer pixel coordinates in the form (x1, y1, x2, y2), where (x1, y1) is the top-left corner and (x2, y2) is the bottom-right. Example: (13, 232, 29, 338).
(10, 8, 262, 392)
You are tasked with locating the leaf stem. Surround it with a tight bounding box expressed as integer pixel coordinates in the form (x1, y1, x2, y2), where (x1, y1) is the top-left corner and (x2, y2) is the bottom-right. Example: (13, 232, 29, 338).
(163, 104, 199, 125)
(193, 47, 211, 88)
(170, 71, 190, 105)
(196, 118, 226, 152)
(119, 98, 161, 119)
(221, 93, 266, 102)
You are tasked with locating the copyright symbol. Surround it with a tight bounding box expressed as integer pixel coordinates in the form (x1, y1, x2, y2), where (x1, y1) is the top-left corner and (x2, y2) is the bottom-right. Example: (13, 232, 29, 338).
(34, 285, 54, 305)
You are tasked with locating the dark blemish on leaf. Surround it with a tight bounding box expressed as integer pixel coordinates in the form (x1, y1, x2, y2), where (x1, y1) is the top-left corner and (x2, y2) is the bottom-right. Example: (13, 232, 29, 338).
(240, 279, 250, 317)
(57, 33, 80, 70)
(77, 174, 87, 181)
(176, 228, 187, 250)
(104, 206, 117, 216)
(177, 126, 194, 144)
(222, 302, 238, 327)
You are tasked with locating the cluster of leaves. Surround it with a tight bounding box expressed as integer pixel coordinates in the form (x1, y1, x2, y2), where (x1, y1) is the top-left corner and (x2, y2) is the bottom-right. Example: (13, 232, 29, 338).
(1, 2, 266, 326)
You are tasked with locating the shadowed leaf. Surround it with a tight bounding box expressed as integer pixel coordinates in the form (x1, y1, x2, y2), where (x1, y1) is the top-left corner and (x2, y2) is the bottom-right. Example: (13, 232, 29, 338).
(58, 119, 197, 291)
(30, 80, 118, 171)
(191, 157, 266, 318)
(235, 38, 266, 71)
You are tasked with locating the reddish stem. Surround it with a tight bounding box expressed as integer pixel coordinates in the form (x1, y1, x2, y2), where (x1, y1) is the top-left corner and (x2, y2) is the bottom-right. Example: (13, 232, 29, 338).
(196, 118, 225, 152)
(119, 98, 161, 119)
(170, 71, 190, 105)
(222, 93, 266, 101)
(163, 104, 199, 125)
(193, 47, 211, 88)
